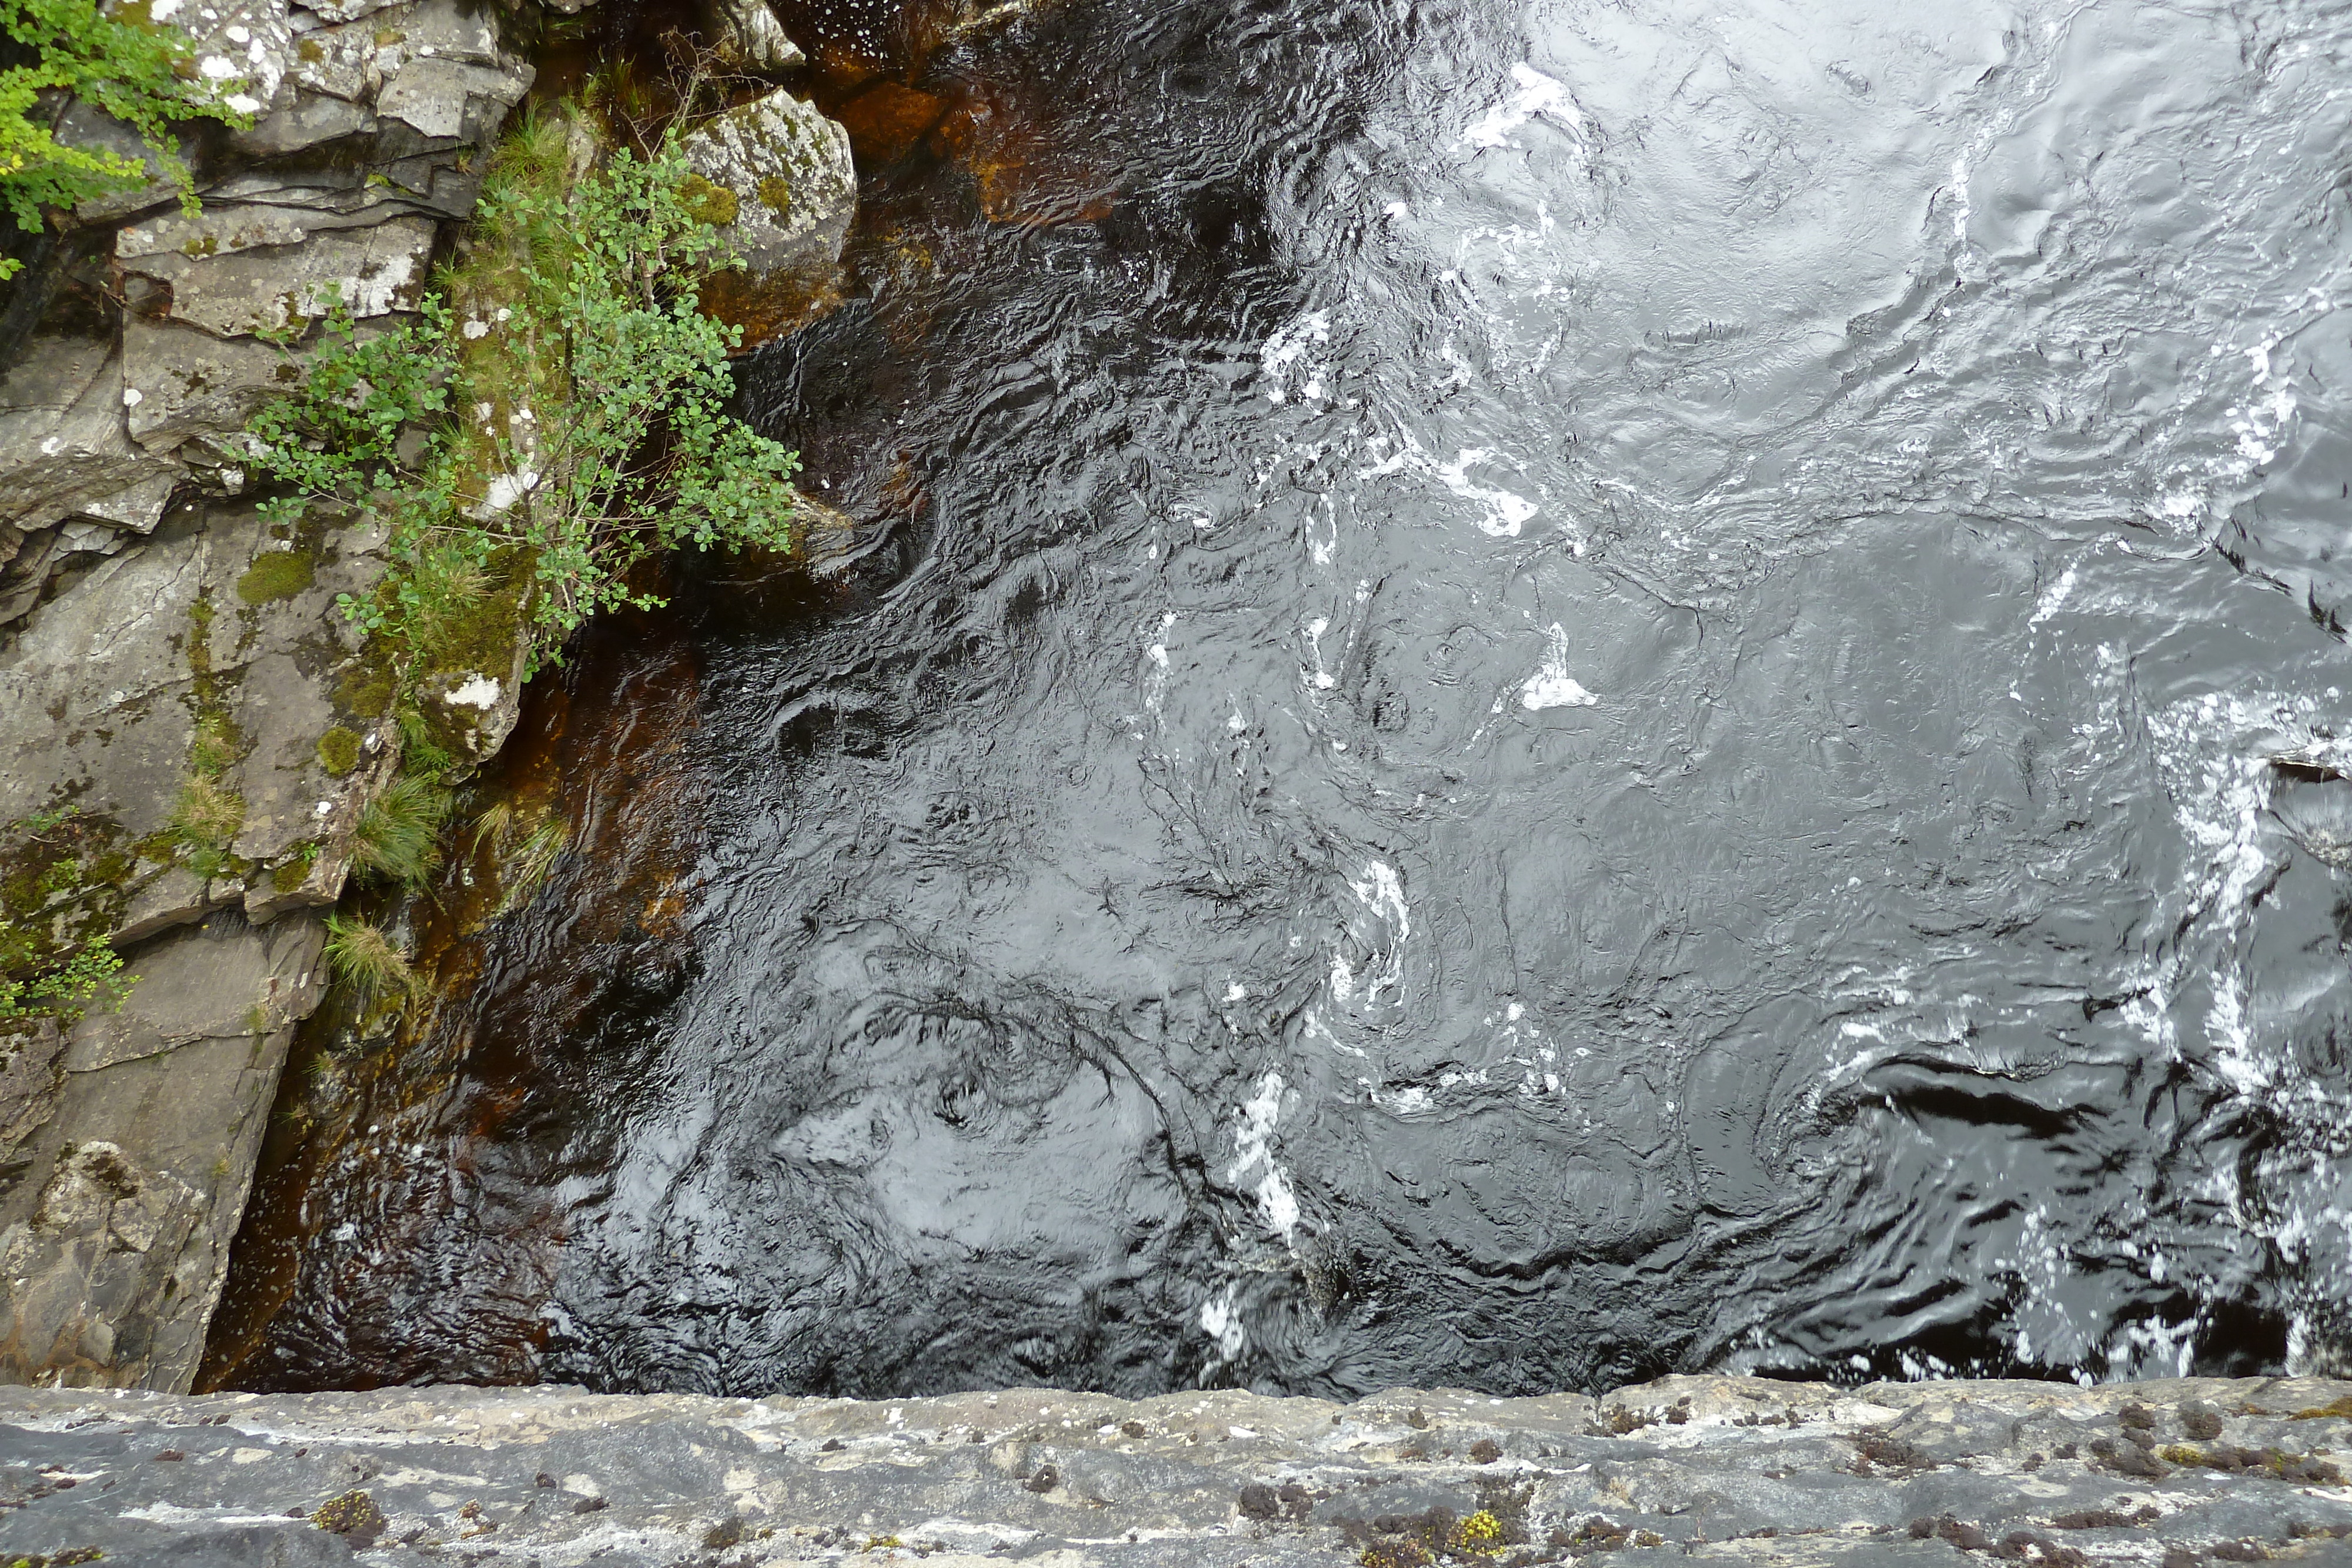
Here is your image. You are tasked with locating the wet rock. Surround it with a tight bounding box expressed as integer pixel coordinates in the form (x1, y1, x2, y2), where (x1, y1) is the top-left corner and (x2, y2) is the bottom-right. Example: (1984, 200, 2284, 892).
(835, 80, 949, 166)
(0, 1376, 2345, 1566)
(121, 214, 436, 339)
(712, 0, 805, 74)
(679, 86, 855, 343)
(0, 335, 184, 542)
(0, 912, 323, 1389)
(0, 498, 394, 910)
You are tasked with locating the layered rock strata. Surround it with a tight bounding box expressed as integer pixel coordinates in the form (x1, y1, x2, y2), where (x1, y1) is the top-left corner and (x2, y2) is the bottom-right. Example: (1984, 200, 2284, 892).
(0, 0, 537, 1394)
(0, 1376, 2350, 1566)
(0, 0, 850, 1392)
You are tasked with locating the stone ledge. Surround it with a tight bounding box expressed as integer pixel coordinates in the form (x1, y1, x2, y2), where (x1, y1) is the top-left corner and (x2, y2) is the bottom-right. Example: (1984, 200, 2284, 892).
(0, 1375, 2347, 1566)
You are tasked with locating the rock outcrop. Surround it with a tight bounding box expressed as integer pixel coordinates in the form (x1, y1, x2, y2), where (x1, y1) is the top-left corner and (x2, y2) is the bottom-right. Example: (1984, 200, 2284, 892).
(0, 0, 860, 1396)
(0, 914, 323, 1388)
(0, 0, 535, 1393)
(1, 1376, 2349, 1566)
(681, 86, 857, 346)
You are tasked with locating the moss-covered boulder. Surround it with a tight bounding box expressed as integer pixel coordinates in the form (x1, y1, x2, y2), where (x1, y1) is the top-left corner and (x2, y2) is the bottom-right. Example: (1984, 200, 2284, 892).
(679, 86, 856, 342)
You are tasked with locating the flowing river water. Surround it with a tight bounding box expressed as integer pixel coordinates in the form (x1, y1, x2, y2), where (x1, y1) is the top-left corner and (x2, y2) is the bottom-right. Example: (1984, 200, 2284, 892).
(204, 0, 2352, 1398)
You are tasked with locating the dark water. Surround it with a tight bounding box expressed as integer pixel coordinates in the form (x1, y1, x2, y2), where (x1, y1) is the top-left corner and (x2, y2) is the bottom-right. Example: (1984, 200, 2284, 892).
(208, 0, 2352, 1398)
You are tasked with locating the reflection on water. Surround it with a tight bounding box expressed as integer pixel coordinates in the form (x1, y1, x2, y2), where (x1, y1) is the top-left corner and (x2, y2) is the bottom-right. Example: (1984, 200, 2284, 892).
(210, 0, 2352, 1397)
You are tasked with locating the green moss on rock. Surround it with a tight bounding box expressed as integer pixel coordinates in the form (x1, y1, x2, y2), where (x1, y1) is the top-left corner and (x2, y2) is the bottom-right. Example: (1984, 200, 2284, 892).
(316, 726, 362, 776)
(756, 175, 793, 215)
(678, 172, 740, 227)
(335, 648, 399, 720)
(236, 547, 315, 605)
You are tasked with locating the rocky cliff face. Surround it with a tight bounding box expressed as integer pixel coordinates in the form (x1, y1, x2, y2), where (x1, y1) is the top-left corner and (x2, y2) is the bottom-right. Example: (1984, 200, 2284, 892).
(0, 0, 540, 1393)
(0, 0, 859, 1392)
(1, 1376, 2349, 1566)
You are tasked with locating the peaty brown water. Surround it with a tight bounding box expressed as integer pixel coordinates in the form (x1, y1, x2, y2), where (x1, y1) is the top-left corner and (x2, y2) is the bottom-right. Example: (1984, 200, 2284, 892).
(210, 0, 2352, 1398)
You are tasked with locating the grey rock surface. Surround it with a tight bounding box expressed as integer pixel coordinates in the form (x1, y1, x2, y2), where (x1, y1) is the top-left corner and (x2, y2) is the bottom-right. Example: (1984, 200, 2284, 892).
(0, 913, 323, 1390)
(714, 0, 807, 75)
(0, 496, 398, 933)
(0, 1376, 2348, 1566)
(0, 0, 533, 1401)
(680, 88, 856, 287)
(0, 333, 183, 544)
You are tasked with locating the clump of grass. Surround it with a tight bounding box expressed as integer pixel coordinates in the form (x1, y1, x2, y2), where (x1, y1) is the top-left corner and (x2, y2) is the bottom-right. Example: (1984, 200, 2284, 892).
(188, 710, 240, 775)
(499, 818, 569, 913)
(395, 546, 494, 668)
(170, 774, 245, 877)
(323, 913, 417, 1001)
(470, 799, 514, 847)
(351, 775, 452, 888)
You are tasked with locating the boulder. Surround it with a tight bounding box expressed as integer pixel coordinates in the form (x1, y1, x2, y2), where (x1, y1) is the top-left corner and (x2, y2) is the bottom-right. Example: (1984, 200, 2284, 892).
(712, 0, 805, 75)
(679, 86, 856, 292)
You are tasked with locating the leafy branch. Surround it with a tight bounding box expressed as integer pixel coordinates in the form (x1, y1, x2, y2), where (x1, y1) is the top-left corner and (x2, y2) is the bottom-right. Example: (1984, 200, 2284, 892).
(1, 0, 254, 278)
(246, 113, 801, 682)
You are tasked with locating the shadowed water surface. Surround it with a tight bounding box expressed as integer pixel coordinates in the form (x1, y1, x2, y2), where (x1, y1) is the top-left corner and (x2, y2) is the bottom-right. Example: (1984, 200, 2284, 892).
(211, 0, 2352, 1396)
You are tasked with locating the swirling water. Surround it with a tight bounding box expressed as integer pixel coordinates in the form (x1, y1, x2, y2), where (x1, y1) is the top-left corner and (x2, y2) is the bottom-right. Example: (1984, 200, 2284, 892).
(211, 0, 2352, 1397)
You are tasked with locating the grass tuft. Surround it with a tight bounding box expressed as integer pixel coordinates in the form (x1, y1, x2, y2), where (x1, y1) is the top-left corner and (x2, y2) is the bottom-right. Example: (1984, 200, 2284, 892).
(323, 913, 417, 1000)
(170, 774, 245, 877)
(351, 774, 452, 888)
(499, 818, 569, 912)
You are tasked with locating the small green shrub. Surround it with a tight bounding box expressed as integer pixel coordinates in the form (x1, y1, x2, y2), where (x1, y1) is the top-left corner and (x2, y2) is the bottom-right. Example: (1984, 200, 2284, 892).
(248, 108, 802, 680)
(236, 547, 315, 604)
(0, 0, 254, 278)
(322, 914, 416, 1000)
(350, 774, 450, 887)
(315, 726, 361, 776)
(1, 930, 128, 1027)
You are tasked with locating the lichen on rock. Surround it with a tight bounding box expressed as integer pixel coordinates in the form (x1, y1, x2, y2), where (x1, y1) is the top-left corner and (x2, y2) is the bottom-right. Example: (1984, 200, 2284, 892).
(678, 85, 855, 346)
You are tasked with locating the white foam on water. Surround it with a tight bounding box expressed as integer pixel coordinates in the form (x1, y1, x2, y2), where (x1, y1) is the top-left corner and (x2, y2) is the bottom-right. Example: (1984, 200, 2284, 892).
(1434, 448, 1537, 537)
(1227, 1071, 1302, 1241)
(1198, 1284, 1246, 1361)
(1520, 623, 1598, 709)
(1463, 63, 1582, 150)
(2027, 564, 2079, 627)
(1301, 616, 1338, 690)
(1259, 310, 1331, 404)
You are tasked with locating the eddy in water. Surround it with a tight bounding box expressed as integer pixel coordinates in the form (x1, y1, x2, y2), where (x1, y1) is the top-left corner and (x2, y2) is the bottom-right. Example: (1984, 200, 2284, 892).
(213, 0, 2352, 1397)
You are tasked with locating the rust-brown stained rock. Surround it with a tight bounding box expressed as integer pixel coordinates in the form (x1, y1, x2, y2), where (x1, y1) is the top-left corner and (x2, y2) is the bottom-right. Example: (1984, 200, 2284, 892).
(835, 81, 950, 168)
(934, 94, 1112, 226)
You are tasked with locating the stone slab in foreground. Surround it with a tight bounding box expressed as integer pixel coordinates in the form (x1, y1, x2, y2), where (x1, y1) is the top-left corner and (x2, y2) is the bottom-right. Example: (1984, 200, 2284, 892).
(1, 1376, 2350, 1567)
